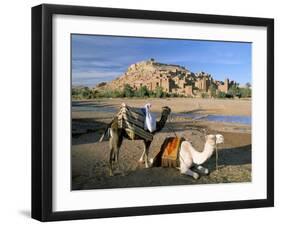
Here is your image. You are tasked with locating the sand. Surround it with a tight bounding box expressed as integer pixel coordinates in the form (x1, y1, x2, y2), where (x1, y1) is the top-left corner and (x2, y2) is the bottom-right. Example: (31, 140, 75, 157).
(71, 98, 251, 190)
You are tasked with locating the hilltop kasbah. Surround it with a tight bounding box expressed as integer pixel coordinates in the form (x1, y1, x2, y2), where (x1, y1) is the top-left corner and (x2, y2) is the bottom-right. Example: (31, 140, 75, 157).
(96, 59, 239, 97)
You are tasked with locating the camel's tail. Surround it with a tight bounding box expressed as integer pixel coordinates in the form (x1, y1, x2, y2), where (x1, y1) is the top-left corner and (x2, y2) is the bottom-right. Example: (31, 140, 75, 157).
(99, 128, 109, 142)
(99, 119, 114, 142)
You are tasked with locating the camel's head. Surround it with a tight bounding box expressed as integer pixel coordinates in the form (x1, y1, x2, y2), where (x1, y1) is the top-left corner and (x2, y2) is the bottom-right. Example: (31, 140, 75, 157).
(205, 134, 224, 146)
(215, 134, 224, 144)
(162, 106, 171, 115)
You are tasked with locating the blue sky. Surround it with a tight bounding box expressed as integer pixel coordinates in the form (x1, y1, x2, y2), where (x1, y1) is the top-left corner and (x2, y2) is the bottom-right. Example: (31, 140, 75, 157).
(72, 34, 252, 87)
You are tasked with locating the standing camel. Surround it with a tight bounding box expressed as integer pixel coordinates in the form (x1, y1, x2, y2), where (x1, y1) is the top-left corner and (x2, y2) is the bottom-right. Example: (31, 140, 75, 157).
(99, 106, 171, 176)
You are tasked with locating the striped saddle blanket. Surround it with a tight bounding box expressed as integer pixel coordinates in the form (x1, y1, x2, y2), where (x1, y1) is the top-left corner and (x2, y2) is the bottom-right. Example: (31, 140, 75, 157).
(152, 137, 184, 168)
(117, 105, 154, 141)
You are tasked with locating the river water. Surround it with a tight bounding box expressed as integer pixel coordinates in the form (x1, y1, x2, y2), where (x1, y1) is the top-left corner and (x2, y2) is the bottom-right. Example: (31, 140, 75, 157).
(173, 113, 251, 125)
(72, 104, 251, 125)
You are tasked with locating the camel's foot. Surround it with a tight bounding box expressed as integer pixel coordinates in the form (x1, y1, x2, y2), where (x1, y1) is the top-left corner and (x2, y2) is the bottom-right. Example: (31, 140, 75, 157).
(138, 158, 145, 164)
(193, 172, 200, 180)
(149, 158, 154, 166)
(180, 172, 200, 180)
(145, 159, 154, 168)
(181, 169, 200, 180)
(204, 168, 209, 175)
(194, 165, 209, 175)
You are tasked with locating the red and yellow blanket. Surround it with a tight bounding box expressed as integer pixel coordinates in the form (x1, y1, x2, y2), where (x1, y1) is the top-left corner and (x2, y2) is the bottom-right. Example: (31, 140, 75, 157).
(152, 137, 184, 168)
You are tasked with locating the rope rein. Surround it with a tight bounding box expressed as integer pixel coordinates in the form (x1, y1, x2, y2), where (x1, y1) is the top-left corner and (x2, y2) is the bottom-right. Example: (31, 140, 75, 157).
(215, 143, 218, 171)
(166, 114, 178, 138)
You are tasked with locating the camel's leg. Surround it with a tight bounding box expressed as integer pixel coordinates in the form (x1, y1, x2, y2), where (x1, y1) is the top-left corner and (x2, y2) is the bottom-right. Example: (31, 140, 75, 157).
(139, 141, 152, 166)
(109, 138, 115, 176)
(108, 128, 119, 176)
(138, 150, 146, 163)
(144, 141, 151, 168)
(194, 165, 209, 175)
(115, 135, 124, 173)
(181, 168, 200, 180)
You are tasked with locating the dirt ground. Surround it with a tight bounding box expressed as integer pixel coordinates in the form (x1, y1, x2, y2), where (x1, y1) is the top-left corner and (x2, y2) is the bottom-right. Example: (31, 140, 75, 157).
(71, 98, 251, 190)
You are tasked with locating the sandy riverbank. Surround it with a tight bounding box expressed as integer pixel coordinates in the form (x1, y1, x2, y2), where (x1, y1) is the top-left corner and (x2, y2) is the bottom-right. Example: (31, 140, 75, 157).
(71, 98, 251, 190)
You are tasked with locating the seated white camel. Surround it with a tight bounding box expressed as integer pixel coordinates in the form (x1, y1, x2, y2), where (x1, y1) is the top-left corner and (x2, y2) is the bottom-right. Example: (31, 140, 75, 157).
(178, 134, 224, 179)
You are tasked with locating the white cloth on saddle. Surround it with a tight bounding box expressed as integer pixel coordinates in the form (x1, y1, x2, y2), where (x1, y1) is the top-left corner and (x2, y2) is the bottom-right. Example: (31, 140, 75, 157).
(144, 103, 156, 133)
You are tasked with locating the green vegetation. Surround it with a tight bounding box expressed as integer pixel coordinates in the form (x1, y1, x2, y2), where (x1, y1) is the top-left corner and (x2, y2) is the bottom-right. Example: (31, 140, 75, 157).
(155, 86, 164, 98)
(72, 83, 251, 99)
(123, 84, 134, 97)
(209, 84, 217, 98)
(226, 83, 252, 98)
(135, 85, 150, 97)
(71, 84, 170, 99)
(217, 91, 227, 98)
(200, 92, 209, 98)
(72, 87, 95, 99)
(210, 83, 251, 99)
(239, 87, 251, 98)
(227, 84, 240, 98)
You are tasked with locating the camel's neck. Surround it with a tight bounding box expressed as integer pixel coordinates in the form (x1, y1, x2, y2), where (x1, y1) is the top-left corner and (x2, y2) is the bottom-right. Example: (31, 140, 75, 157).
(190, 142, 216, 165)
(156, 111, 169, 132)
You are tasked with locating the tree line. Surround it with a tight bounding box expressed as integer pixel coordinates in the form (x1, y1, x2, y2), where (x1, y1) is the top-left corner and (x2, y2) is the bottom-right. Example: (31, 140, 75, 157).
(72, 84, 172, 99)
(72, 83, 251, 100)
(207, 83, 251, 99)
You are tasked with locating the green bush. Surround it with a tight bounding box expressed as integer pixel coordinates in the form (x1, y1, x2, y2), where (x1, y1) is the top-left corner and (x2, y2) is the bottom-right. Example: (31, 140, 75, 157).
(209, 84, 217, 97)
(148, 90, 156, 98)
(201, 92, 209, 98)
(72, 87, 95, 99)
(227, 84, 240, 97)
(169, 93, 179, 97)
(155, 86, 164, 98)
(123, 84, 134, 97)
(217, 91, 226, 98)
(162, 92, 169, 98)
(111, 90, 124, 98)
(240, 87, 251, 98)
(81, 87, 92, 99)
(135, 85, 149, 97)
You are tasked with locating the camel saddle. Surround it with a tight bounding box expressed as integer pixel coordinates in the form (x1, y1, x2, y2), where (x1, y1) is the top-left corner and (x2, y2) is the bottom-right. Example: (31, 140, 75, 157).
(152, 137, 185, 168)
(117, 105, 153, 141)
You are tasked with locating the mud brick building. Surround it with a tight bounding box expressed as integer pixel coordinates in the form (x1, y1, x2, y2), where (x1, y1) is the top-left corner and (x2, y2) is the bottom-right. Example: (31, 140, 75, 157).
(98, 59, 237, 96)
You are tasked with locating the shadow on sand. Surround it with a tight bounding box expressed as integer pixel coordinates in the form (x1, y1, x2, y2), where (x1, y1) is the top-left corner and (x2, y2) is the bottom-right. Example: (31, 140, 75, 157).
(72, 118, 109, 145)
(72, 118, 205, 144)
(204, 144, 252, 172)
(72, 142, 251, 190)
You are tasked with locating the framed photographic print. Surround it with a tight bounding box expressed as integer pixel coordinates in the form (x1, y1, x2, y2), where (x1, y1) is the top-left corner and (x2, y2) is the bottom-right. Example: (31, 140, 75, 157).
(32, 4, 274, 221)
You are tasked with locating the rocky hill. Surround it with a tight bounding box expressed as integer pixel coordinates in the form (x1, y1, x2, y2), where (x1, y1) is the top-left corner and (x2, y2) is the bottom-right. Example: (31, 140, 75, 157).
(97, 59, 193, 89)
(96, 59, 235, 96)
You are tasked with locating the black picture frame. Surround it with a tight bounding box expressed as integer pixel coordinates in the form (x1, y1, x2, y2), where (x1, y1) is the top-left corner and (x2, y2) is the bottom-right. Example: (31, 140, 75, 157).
(32, 3, 274, 222)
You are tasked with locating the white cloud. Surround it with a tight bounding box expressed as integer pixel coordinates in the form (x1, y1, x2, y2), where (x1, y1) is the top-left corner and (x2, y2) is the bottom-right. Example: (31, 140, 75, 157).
(72, 70, 122, 86)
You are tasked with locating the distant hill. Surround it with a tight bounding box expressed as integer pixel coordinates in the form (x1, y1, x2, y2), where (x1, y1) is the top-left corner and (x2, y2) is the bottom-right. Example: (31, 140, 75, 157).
(96, 59, 238, 97)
